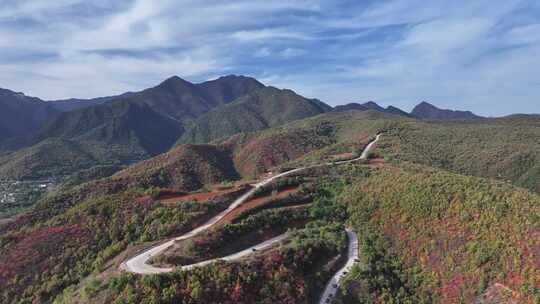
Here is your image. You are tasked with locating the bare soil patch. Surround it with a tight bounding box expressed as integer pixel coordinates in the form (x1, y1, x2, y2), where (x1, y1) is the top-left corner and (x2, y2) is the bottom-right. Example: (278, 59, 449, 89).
(217, 186, 299, 225)
(158, 186, 246, 204)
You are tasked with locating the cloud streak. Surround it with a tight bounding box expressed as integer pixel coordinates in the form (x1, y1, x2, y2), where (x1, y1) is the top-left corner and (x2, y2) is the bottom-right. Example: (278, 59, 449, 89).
(0, 0, 538, 115)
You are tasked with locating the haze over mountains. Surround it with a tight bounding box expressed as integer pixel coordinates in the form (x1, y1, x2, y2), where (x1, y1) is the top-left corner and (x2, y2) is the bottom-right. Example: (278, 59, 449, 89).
(0, 74, 494, 181)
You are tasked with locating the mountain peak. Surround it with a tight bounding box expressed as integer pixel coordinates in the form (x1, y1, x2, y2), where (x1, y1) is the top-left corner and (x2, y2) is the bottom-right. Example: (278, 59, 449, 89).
(362, 101, 385, 111)
(217, 74, 247, 80)
(208, 74, 265, 88)
(159, 75, 193, 86)
(416, 101, 436, 108)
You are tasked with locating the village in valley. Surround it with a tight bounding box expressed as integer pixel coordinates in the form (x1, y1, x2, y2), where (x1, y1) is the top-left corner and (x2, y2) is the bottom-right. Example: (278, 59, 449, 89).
(0, 179, 55, 218)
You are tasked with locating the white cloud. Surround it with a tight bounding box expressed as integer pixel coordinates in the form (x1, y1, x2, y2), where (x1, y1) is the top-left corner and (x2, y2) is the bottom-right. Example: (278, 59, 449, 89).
(0, 46, 225, 99)
(280, 48, 306, 58)
(254, 47, 271, 58)
(231, 28, 310, 42)
(504, 23, 540, 45)
(0, 0, 538, 115)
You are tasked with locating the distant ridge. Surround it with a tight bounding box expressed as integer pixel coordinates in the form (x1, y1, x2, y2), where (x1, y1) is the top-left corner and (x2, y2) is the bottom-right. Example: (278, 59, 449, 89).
(333, 101, 481, 120)
(411, 101, 482, 120)
(333, 101, 412, 117)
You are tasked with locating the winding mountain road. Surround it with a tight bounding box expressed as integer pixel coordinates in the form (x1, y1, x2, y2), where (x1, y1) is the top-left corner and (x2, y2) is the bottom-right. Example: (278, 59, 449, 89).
(319, 229, 359, 304)
(122, 134, 381, 277)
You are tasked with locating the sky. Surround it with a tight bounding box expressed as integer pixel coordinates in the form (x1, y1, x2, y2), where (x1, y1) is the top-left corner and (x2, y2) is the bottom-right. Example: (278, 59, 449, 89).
(0, 0, 539, 116)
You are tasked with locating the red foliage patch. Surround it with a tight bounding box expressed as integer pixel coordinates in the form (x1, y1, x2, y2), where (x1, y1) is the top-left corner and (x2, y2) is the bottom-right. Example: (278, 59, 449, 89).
(0, 224, 89, 288)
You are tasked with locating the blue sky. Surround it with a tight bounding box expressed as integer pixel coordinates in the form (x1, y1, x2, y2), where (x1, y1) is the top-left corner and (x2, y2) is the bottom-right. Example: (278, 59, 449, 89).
(0, 0, 539, 116)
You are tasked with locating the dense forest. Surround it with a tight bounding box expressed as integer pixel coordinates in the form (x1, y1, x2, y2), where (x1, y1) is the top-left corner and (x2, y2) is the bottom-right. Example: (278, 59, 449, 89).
(335, 164, 540, 303)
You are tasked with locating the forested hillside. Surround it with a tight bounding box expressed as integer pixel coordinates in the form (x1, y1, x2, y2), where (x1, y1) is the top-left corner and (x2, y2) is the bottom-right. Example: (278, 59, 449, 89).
(333, 163, 540, 303)
(379, 115, 540, 193)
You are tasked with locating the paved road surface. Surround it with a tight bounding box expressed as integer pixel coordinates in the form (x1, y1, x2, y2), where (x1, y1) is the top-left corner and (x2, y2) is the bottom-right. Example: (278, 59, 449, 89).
(318, 229, 359, 304)
(180, 234, 287, 271)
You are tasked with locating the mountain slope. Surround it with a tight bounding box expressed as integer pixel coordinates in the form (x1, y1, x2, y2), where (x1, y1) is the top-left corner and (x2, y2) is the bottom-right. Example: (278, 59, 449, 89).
(111, 144, 240, 191)
(40, 75, 263, 143)
(48, 94, 133, 112)
(338, 163, 540, 303)
(379, 115, 540, 194)
(195, 75, 265, 106)
(385, 105, 412, 117)
(411, 101, 482, 120)
(0, 138, 129, 180)
(178, 87, 332, 144)
(38, 100, 183, 155)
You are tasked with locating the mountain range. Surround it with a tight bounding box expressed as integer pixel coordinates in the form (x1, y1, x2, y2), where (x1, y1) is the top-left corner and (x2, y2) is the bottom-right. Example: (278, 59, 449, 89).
(333, 100, 484, 120)
(0, 75, 485, 181)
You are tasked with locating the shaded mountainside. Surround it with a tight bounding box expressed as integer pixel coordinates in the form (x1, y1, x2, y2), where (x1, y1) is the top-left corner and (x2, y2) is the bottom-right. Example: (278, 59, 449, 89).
(37, 101, 183, 155)
(178, 87, 332, 144)
(0, 89, 59, 142)
(385, 105, 412, 117)
(411, 101, 482, 120)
